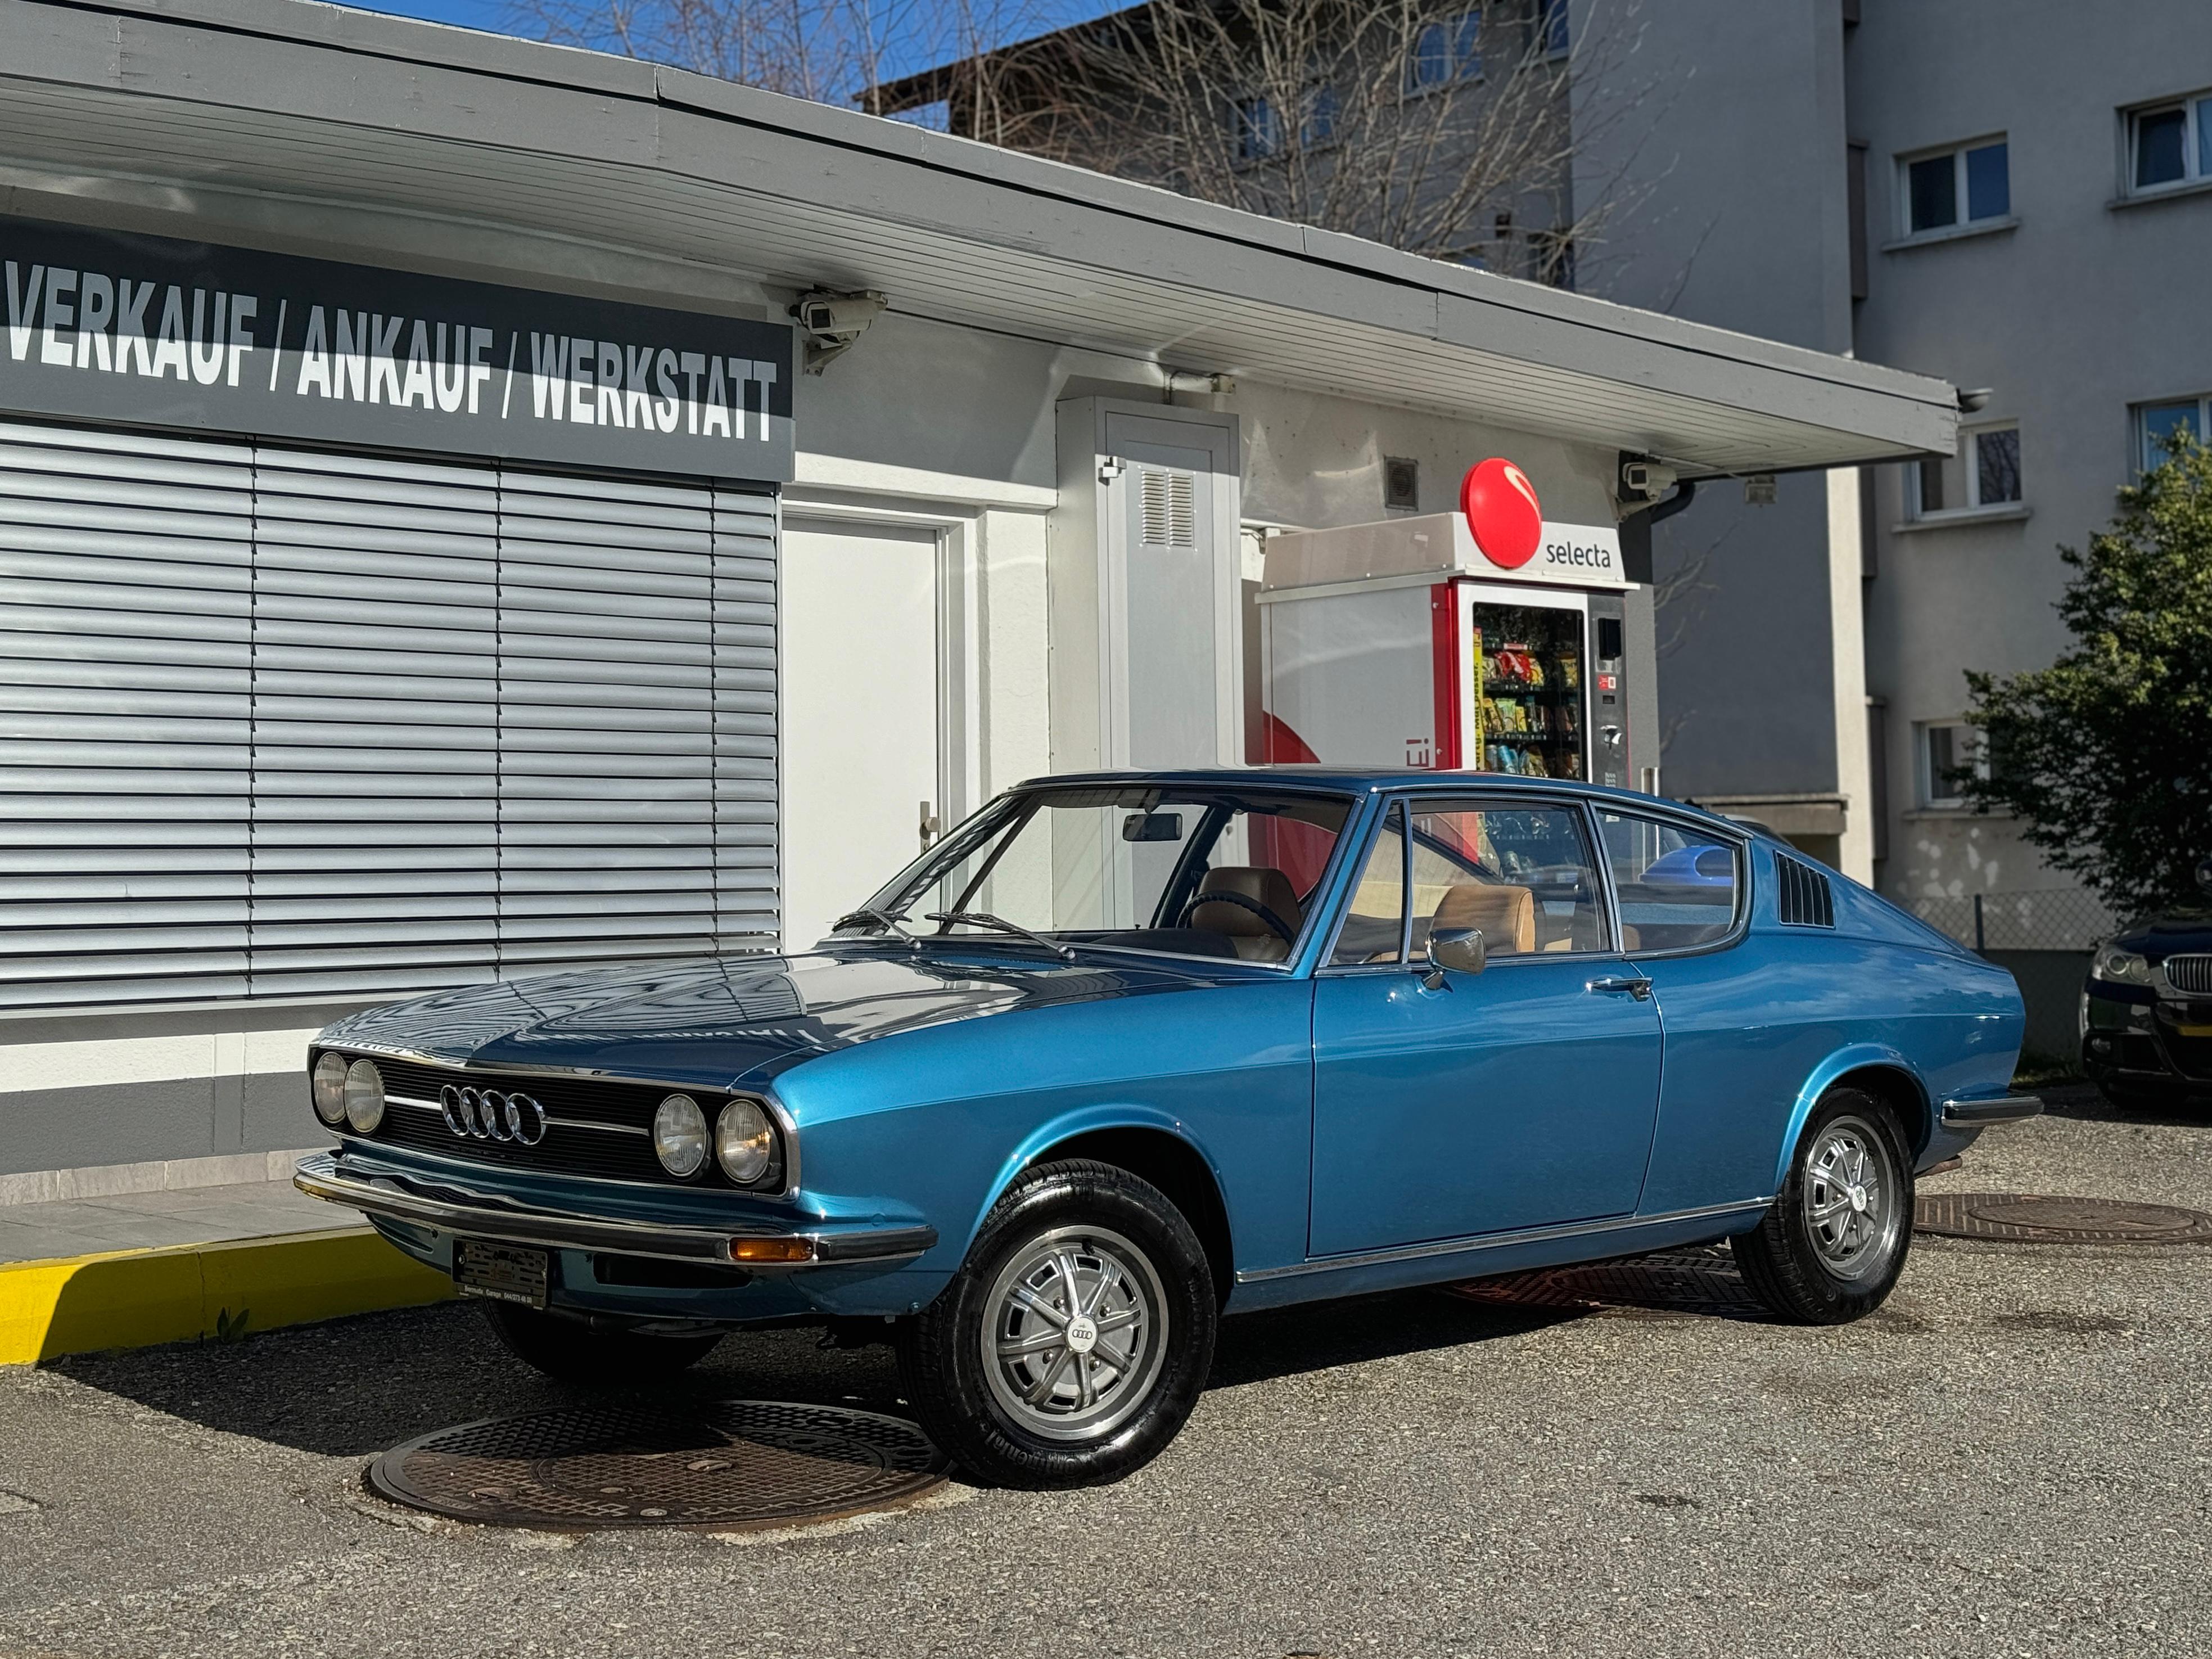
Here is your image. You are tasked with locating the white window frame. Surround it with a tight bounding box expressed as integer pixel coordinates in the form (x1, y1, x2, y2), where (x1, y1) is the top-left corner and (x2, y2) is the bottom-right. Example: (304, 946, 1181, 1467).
(2124, 91, 2212, 197)
(1910, 422, 2023, 519)
(1917, 721, 1986, 810)
(1896, 136, 2011, 240)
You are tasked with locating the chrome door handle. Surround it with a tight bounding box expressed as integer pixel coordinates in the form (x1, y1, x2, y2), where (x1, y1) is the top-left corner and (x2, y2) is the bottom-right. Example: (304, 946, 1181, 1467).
(1588, 975, 1653, 1000)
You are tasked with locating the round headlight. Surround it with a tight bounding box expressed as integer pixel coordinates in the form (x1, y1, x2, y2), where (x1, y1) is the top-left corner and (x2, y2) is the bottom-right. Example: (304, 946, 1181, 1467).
(653, 1093, 710, 1178)
(2093, 945, 2152, 985)
(312, 1053, 349, 1125)
(715, 1098, 776, 1185)
(342, 1057, 385, 1133)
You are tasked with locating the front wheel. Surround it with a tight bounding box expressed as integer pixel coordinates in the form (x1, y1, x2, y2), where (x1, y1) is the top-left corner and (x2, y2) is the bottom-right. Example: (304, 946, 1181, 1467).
(897, 1159, 1217, 1489)
(1732, 1087, 1913, 1324)
(483, 1302, 722, 1385)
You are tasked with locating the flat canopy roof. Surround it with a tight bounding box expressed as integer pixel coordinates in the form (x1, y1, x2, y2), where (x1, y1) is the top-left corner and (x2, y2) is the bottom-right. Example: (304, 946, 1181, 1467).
(0, 0, 1956, 474)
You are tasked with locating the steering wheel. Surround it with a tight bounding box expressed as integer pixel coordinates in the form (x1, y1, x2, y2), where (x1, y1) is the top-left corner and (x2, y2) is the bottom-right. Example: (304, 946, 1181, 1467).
(1177, 889, 1297, 944)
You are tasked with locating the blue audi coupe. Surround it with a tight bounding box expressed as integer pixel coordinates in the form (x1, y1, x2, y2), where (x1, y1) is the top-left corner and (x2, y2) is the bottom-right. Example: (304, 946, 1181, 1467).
(297, 769, 2035, 1487)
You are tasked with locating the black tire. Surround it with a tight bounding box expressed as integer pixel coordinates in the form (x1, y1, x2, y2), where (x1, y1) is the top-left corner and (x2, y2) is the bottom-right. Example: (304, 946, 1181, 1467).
(897, 1158, 1217, 1489)
(1732, 1087, 1914, 1325)
(482, 1302, 721, 1386)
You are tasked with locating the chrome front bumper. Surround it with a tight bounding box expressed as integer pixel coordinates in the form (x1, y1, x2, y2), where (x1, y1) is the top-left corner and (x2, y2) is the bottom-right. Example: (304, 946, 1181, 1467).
(1939, 1094, 2045, 1129)
(294, 1153, 937, 1270)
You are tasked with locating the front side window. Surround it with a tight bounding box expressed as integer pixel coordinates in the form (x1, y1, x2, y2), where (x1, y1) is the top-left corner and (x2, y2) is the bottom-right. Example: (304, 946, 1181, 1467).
(1902, 138, 2009, 236)
(1915, 423, 2022, 516)
(1918, 722, 1986, 808)
(1331, 802, 1407, 965)
(1596, 811, 1741, 953)
(2129, 93, 2211, 192)
(1398, 801, 1609, 958)
(2137, 396, 2208, 471)
(855, 784, 1352, 964)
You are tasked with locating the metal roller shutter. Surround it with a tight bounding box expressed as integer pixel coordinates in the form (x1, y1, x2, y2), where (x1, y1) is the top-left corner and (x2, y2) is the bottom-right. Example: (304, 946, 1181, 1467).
(0, 419, 254, 1008)
(0, 420, 779, 1012)
(251, 447, 502, 998)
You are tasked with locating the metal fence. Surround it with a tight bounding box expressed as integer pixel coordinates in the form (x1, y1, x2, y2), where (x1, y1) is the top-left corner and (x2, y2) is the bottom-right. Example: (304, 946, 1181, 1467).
(1909, 889, 2118, 954)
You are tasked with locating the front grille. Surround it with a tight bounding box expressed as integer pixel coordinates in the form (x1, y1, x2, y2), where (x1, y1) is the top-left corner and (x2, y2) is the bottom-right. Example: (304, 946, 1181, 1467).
(327, 1051, 780, 1192)
(2163, 954, 2212, 995)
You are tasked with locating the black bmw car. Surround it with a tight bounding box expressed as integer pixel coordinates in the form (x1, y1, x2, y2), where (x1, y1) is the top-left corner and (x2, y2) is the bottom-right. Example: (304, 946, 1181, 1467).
(2081, 861, 2212, 1108)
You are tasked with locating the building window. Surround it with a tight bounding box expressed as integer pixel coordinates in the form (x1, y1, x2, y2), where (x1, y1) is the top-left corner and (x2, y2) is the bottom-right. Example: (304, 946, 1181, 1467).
(2128, 92, 2212, 193)
(1300, 83, 1338, 148)
(1408, 9, 1483, 92)
(1234, 95, 1281, 164)
(1913, 424, 2022, 516)
(1538, 0, 1569, 57)
(1918, 722, 1986, 809)
(1900, 138, 2010, 236)
(2137, 395, 2209, 470)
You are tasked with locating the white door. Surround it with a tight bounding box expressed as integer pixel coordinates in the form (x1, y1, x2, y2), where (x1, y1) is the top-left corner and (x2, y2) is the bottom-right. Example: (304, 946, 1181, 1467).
(780, 519, 941, 952)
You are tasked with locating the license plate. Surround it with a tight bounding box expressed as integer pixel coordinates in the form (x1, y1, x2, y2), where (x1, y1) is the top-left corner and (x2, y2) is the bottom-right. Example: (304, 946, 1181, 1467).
(454, 1239, 549, 1308)
(2179, 1025, 2212, 1039)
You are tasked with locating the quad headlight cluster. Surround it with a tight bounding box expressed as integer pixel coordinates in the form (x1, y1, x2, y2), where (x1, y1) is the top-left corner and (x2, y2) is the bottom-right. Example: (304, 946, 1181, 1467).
(653, 1092, 780, 1186)
(312, 1052, 386, 1133)
(2090, 944, 2152, 986)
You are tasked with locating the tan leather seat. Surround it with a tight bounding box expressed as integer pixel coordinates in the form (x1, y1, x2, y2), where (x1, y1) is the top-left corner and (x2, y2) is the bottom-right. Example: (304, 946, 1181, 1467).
(1430, 882, 1536, 955)
(1190, 867, 1303, 962)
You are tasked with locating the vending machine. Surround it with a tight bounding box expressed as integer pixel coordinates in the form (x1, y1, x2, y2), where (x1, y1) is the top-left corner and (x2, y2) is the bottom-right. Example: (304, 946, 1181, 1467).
(1258, 488, 1638, 789)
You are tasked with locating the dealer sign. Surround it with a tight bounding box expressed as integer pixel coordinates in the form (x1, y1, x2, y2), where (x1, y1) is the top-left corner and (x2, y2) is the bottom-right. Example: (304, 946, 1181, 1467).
(1, 215, 794, 481)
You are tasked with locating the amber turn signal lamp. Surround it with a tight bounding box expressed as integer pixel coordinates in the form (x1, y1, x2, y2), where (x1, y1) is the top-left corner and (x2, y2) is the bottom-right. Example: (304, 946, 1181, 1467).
(729, 1237, 815, 1264)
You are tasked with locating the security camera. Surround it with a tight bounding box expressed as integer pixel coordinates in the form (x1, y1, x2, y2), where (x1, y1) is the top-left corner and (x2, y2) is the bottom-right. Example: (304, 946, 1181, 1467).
(1619, 459, 1679, 502)
(791, 288, 888, 374)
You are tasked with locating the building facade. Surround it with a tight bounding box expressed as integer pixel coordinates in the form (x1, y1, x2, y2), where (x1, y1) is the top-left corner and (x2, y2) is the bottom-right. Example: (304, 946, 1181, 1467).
(0, 0, 1947, 1194)
(1574, 0, 2212, 1045)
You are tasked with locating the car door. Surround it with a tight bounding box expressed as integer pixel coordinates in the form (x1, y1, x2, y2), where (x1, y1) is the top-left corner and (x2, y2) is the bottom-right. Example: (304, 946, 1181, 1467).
(1307, 792, 1664, 1258)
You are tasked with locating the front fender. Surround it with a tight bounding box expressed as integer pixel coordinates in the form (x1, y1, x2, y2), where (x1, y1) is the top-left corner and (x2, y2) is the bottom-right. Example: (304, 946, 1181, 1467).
(968, 1103, 1232, 1258)
(1772, 1043, 1933, 1192)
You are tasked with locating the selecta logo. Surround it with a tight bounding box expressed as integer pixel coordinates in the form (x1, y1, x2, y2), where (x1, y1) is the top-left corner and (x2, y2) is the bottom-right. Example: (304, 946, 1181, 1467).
(1460, 458, 1543, 569)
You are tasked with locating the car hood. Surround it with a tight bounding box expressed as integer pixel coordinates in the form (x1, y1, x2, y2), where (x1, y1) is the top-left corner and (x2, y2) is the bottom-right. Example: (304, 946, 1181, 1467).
(316, 946, 1228, 1089)
(2114, 912, 2212, 958)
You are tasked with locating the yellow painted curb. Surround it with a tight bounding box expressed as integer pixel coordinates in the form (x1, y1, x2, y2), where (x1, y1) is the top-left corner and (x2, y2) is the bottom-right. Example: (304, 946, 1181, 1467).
(0, 1227, 455, 1365)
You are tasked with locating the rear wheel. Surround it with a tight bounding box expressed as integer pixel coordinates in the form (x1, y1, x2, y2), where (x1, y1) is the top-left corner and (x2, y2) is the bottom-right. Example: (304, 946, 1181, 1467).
(897, 1159, 1217, 1489)
(1733, 1087, 1913, 1324)
(483, 1302, 721, 1386)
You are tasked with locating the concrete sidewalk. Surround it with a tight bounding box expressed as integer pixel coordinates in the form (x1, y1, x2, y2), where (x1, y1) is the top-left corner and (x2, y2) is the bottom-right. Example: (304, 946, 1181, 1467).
(0, 1169, 452, 1365)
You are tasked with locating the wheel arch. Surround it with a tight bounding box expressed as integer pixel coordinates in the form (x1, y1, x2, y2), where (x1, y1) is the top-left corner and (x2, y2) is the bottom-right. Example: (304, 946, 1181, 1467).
(1773, 1047, 1933, 1193)
(978, 1110, 1236, 1310)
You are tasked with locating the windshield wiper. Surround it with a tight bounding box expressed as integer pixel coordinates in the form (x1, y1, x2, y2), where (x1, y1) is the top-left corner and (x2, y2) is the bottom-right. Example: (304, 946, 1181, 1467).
(831, 906, 921, 949)
(924, 910, 1077, 962)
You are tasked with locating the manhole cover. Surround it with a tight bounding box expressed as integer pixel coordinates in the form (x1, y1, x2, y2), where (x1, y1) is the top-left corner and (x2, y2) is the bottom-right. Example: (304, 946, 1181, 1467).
(365, 1400, 949, 1531)
(1447, 1247, 1769, 1319)
(1915, 1192, 2212, 1245)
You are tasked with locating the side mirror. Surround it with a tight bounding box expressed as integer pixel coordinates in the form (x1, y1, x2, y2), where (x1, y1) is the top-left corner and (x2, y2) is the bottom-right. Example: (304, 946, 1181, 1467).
(1423, 926, 1487, 988)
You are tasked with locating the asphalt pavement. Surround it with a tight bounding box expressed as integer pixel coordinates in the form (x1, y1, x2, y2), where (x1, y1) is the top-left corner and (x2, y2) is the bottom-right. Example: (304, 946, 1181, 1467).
(2, 1083, 2208, 1659)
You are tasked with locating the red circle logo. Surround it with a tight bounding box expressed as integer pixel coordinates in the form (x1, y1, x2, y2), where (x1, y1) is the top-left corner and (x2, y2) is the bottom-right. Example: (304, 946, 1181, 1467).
(1460, 458, 1543, 569)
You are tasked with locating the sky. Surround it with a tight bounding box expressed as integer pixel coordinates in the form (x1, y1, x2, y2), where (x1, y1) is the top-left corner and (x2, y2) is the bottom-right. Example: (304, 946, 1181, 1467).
(345, 0, 1119, 93)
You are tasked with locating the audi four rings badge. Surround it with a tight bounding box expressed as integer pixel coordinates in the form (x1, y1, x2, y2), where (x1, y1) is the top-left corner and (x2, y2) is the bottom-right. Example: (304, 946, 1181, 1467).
(438, 1084, 548, 1146)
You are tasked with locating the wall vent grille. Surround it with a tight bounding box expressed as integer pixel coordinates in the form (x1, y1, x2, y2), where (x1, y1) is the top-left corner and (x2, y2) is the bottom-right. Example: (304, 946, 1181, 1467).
(1776, 854, 1836, 928)
(1140, 468, 1197, 548)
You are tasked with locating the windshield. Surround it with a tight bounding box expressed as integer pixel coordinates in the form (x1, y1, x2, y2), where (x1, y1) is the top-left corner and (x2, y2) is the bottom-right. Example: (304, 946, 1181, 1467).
(841, 784, 1355, 963)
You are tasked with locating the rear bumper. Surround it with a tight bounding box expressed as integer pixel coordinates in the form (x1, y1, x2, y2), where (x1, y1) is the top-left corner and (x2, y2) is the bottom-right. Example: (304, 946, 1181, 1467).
(293, 1153, 936, 1270)
(1939, 1094, 2044, 1129)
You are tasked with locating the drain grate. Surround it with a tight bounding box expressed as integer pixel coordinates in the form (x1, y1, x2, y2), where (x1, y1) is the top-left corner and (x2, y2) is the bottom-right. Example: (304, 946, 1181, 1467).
(365, 1400, 949, 1531)
(1448, 1247, 1770, 1319)
(1915, 1192, 2212, 1245)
